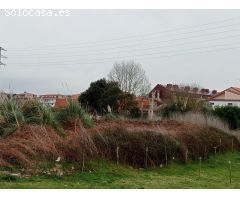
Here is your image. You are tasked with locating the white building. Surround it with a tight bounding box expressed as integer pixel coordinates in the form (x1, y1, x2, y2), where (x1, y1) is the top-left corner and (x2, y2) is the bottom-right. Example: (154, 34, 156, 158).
(208, 87, 240, 108)
(38, 94, 65, 108)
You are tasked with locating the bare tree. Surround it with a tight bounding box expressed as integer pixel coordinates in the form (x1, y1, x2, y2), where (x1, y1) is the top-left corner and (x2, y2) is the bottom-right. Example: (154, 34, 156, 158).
(108, 60, 151, 95)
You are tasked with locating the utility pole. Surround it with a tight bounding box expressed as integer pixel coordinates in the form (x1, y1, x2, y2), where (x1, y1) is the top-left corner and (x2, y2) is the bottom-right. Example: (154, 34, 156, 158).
(0, 47, 7, 67)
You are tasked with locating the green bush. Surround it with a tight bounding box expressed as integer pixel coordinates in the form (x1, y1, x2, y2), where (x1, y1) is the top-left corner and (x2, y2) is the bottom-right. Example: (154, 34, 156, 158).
(57, 99, 93, 128)
(0, 98, 65, 137)
(0, 98, 25, 136)
(41, 106, 65, 135)
(162, 103, 179, 118)
(161, 93, 211, 118)
(213, 106, 240, 129)
(22, 100, 42, 123)
(130, 107, 141, 118)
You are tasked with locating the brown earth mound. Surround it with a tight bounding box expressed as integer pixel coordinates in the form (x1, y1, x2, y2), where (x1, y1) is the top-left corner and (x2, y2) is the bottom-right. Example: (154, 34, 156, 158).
(0, 119, 239, 168)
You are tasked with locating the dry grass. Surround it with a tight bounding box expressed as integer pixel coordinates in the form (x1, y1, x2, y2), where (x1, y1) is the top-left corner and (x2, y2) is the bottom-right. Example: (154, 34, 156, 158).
(169, 112, 230, 134)
(0, 121, 97, 168)
(0, 119, 239, 169)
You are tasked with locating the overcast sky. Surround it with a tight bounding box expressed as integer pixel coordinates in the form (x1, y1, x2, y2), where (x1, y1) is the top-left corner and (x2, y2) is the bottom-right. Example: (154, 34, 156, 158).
(1, 9, 240, 94)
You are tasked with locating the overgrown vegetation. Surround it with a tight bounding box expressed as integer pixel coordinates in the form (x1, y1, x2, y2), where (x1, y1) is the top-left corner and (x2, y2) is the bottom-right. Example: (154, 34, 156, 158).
(56, 99, 93, 128)
(161, 90, 209, 118)
(79, 79, 123, 114)
(0, 97, 92, 137)
(159, 88, 240, 131)
(93, 127, 181, 167)
(92, 126, 239, 168)
(169, 112, 230, 134)
(213, 106, 240, 130)
(162, 94, 240, 131)
(0, 98, 25, 136)
(79, 78, 139, 117)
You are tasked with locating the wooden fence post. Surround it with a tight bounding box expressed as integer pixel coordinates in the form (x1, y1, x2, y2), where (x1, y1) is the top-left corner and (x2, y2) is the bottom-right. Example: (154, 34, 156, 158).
(213, 147, 217, 155)
(145, 147, 149, 169)
(185, 149, 188, 163)
(204, 145, 207, 159)
(229, 160, 232, 184)
(165, 145, 168, 166)
(199, 157, 202, 178)
(116, 146, 119, 165)
(81, 151, 85, 173)
(219, 138, 222, 153)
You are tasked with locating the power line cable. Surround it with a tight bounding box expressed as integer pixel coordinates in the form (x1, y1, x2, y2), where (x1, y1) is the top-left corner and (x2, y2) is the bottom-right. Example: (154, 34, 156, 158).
(8, 45, 240, 68)
(8, 42, 240, 66)
(8, 18, 240, 50)
(8, 27, 240, 58)
(8, 32, 240, 58)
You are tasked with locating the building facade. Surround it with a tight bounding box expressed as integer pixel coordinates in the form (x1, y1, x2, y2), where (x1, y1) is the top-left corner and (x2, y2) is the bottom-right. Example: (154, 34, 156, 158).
(14, 92, 37, 103)
(209, 87, 240, 108)
(38, 94, 66, 108)
(149, 84, 216, 102)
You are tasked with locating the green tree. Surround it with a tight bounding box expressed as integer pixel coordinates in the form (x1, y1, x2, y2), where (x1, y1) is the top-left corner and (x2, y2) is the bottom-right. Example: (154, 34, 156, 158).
(79, 79, 122, 114)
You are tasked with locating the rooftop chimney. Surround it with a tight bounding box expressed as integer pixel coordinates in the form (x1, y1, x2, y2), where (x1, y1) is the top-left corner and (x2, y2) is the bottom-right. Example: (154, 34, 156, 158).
(212, 90, 217, 95)
(173, 84, 179, 90)
(192, 87, 199, 93)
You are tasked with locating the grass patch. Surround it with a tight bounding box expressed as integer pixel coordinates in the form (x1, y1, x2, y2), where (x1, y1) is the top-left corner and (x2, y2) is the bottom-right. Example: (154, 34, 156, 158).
(0, 152, 240, 188)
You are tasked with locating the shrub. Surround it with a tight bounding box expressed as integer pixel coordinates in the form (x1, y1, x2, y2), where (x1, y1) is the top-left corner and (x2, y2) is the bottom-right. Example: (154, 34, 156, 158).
(213, 106, 240, 130)
(0, 174, 19, 182)
(22, 100, 42, 123)
(41, 106, 65, 135)
(161, 90, 209, 118)
(57, 99, 92, 128)
(0, 98, 24, 127)
(0, 98, 25, 136)
(93, 127, 181, 167)
(93, 125, 240, 167)
(0, 98, 65, 137)
(130, 107, 141, 118)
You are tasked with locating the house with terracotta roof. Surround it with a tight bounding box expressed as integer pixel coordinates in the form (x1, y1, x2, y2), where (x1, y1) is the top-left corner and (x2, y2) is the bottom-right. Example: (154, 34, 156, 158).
(135, 95, 163, 118)
(209, 87, 240, 108)
(54, 94, 80, 109)
(149, 84, 216, 103)
(135, 83, 217, 118)
(15, 92, 37, 103)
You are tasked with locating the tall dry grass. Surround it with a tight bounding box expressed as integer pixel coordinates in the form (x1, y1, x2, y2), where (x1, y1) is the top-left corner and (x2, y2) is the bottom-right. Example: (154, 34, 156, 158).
(169, 112, 231, 134)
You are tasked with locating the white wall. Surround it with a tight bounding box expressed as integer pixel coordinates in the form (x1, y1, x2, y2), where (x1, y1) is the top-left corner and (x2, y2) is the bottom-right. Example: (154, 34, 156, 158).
(38, 98, 56, 108)
(209, 100, 240, 108)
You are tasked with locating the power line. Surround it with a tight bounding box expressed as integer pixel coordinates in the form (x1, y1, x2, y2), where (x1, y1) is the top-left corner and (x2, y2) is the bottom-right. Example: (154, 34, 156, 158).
(8, 17, 240, 51)
(8, 26, 240, 59)
(5, 17, 240, 68)
(8, 32, 240, 59)
(8, 42, 240, 66)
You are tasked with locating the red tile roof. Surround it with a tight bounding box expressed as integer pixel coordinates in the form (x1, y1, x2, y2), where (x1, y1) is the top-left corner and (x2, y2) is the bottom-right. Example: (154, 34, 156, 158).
(209, 87, 240, 100)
